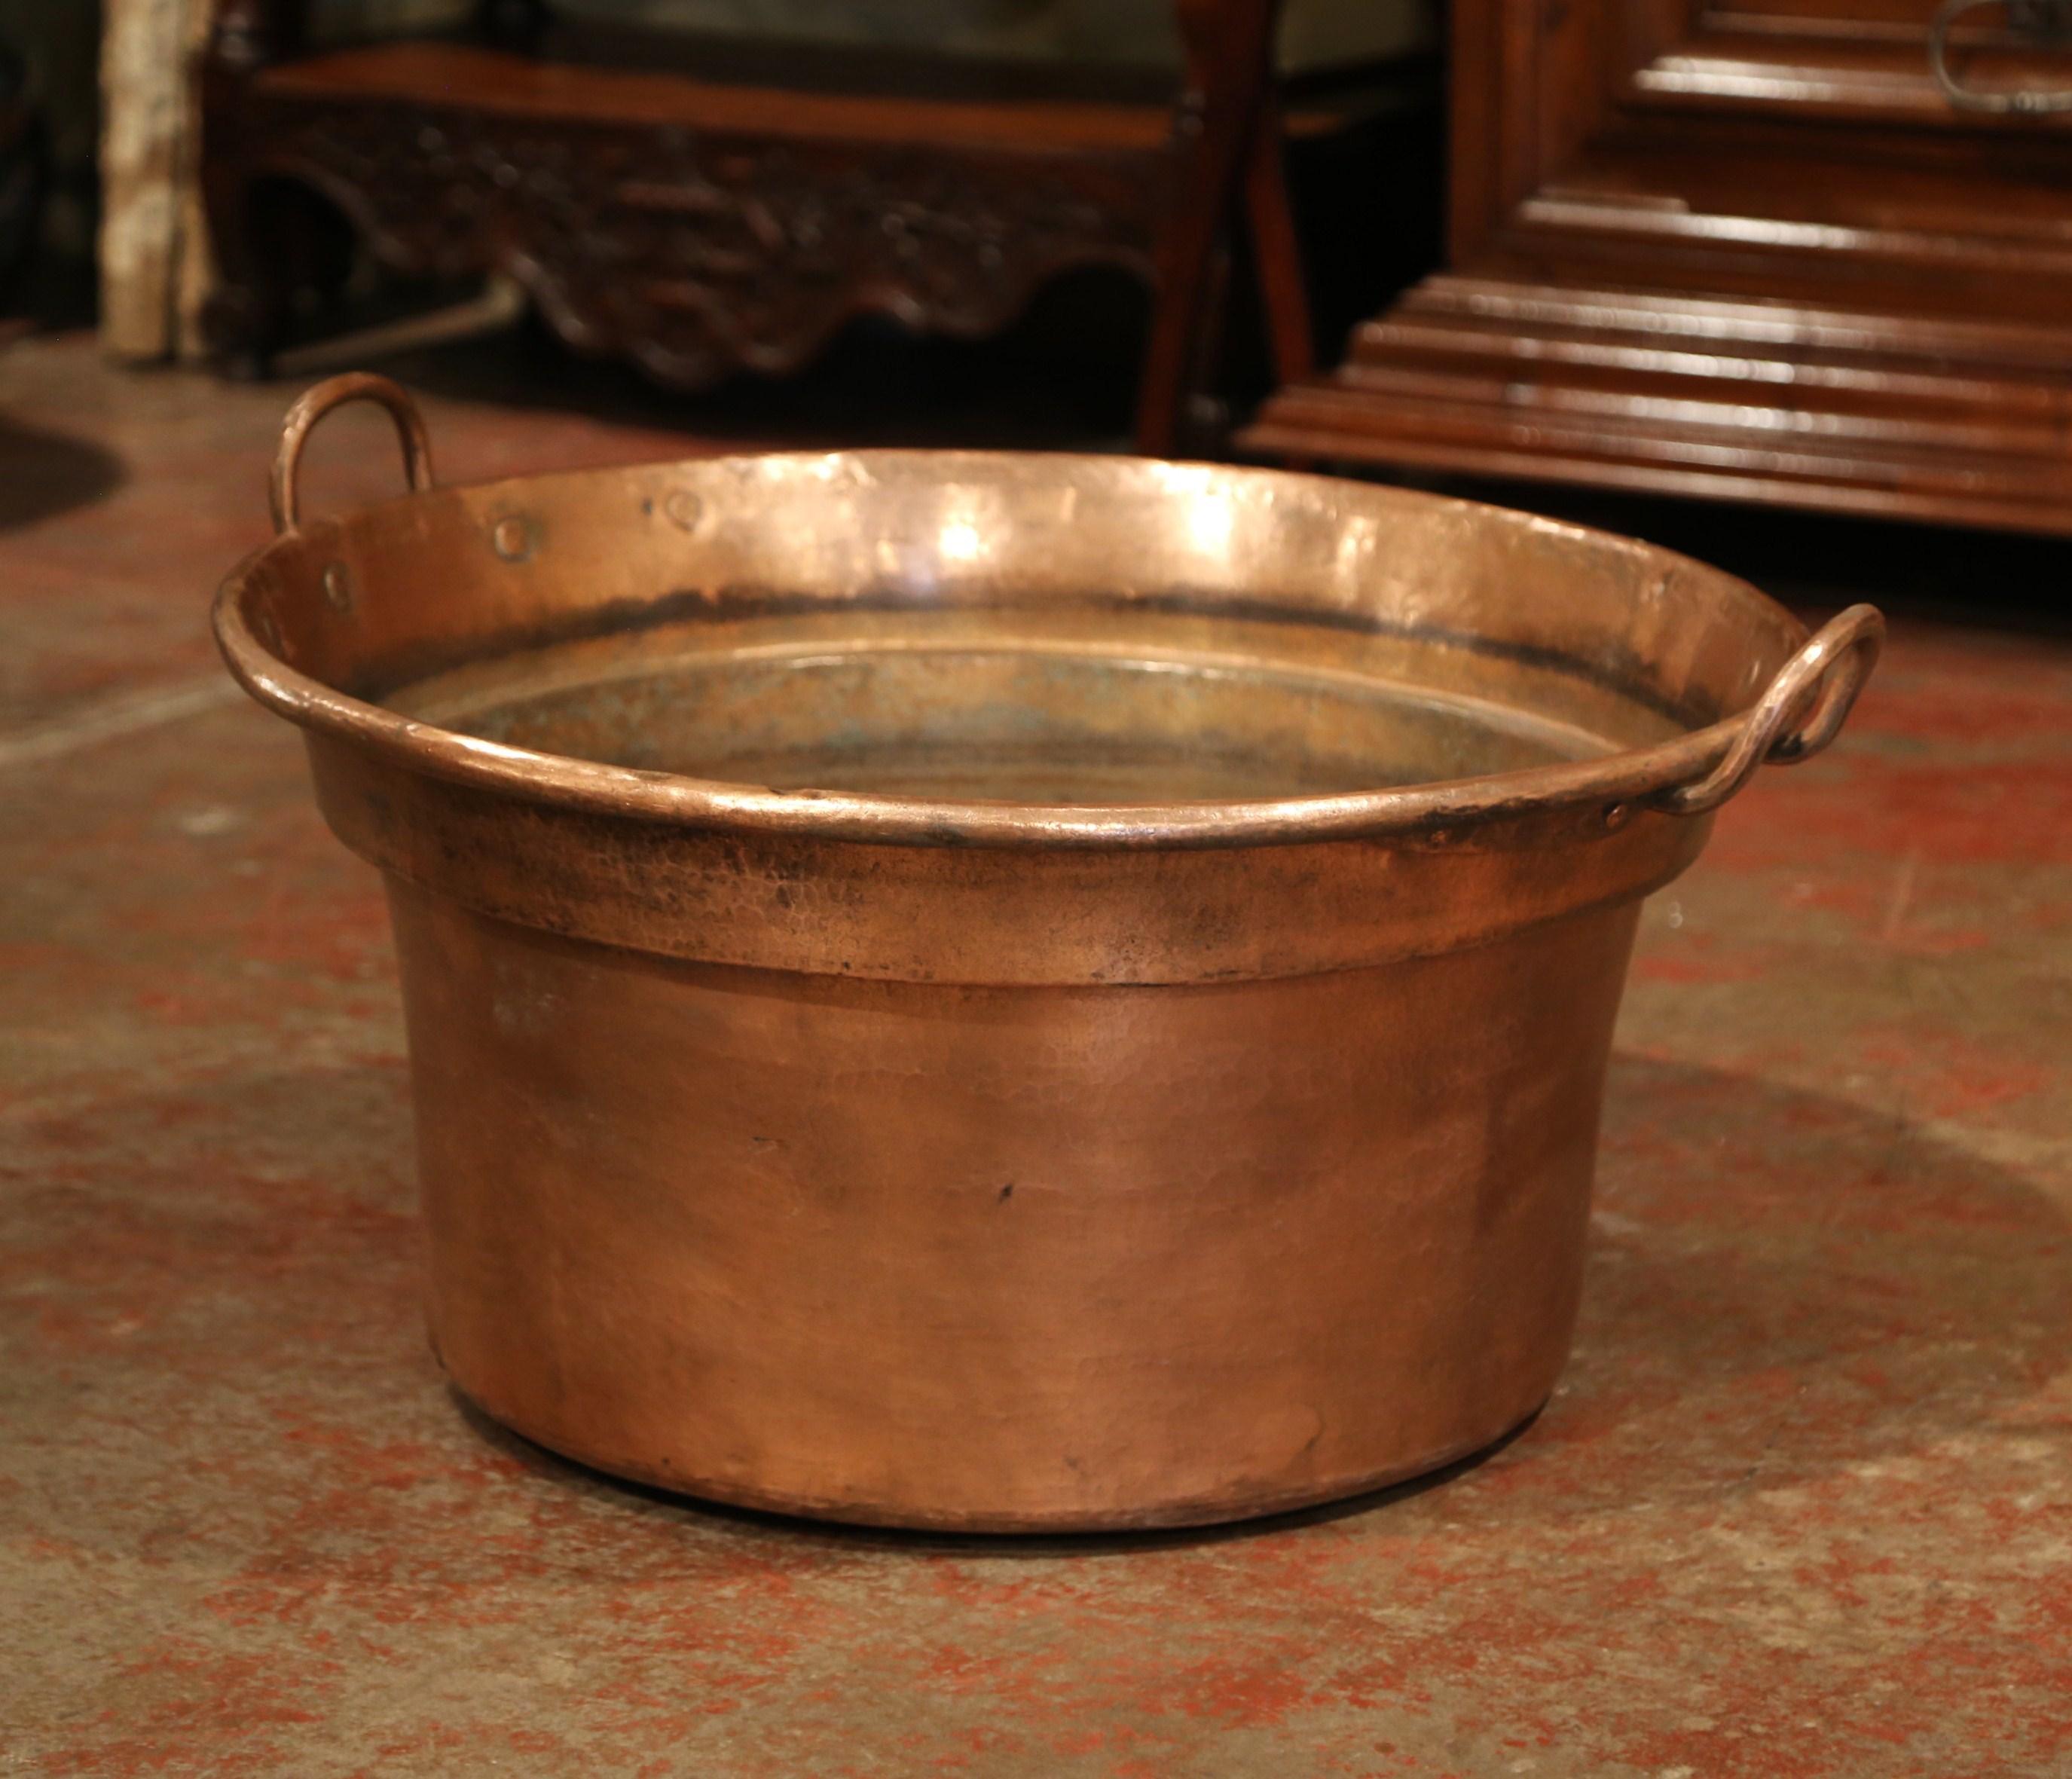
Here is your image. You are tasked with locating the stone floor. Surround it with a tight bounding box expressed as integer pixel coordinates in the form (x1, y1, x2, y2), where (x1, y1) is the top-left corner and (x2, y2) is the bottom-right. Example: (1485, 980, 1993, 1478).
(2, 333, 2069, 1777)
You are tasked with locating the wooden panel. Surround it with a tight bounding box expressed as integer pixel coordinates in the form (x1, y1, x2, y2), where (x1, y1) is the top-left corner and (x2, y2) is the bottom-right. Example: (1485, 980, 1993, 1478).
(1624, 34, 2072, 126)
(258, 44, 1180, 151)
(1704, 0, 1945, 34)
(1700, 0, 2066, 41)
(1244, 0, 2072, 536)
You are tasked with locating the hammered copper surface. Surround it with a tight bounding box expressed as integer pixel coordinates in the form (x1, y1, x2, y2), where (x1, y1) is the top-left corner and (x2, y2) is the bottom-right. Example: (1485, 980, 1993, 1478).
(212, 374, 1881, 1530)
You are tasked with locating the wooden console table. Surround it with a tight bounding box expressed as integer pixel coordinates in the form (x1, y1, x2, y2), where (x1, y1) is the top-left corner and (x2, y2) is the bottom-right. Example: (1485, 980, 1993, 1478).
(1244, 0, 2072, 535)
(200, 0, 1319, 452)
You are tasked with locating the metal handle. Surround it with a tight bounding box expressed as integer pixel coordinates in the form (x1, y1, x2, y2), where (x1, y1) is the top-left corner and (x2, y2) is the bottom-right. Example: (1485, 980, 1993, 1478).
(1650, 604, 1884, 818)
(1930, 0, 2072, 113)
(270, 372, 435, 535)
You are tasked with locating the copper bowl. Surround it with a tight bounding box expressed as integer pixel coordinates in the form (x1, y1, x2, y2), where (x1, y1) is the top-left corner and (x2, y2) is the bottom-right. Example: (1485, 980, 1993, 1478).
(215, 374, 1882, 1530)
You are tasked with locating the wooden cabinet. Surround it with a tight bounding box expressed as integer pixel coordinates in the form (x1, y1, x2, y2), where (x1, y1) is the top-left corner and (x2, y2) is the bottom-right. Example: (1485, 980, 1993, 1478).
(1244, 0, 2072, 534)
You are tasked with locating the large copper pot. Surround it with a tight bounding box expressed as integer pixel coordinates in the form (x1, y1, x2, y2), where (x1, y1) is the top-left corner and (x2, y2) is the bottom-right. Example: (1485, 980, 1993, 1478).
(215, 374, 1883, 1531)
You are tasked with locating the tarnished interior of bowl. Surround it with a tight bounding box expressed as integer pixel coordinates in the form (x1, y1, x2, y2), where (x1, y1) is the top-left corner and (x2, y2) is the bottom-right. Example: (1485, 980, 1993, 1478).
(216, 377, 1881, 848)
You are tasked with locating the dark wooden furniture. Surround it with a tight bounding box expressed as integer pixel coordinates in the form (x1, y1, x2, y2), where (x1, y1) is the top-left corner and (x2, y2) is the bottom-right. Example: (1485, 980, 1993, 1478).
(1245, 0, 2072, 535)
(201, 0, 1316, 452)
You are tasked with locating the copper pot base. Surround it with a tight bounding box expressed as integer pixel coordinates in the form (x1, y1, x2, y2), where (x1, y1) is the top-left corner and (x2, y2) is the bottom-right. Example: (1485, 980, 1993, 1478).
(450, 1376, 1554, 1534)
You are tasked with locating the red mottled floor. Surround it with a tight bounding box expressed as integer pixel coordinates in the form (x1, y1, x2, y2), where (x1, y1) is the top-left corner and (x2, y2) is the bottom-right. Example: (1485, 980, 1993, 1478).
(3, 335, 2070, 1777)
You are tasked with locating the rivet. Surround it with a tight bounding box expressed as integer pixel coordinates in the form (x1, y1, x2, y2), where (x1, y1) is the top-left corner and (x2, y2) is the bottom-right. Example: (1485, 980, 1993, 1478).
(491, 515, 535, 563)
(663, 488, 704, 533)
(1603, 802, 1632, 830)
(321, 561, 353, 614)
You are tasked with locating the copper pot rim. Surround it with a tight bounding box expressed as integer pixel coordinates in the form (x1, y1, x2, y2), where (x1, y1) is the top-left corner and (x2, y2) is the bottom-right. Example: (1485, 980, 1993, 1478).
(212, 441, 1869, 852)
(217, 588, 1754, 854)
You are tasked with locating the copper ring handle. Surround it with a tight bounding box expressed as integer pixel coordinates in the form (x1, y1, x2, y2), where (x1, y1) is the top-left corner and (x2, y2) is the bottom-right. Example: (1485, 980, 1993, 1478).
(270, 373, 436, 535)
(1651, 604, 1884, 818)
(1929, 0, 2072, 114)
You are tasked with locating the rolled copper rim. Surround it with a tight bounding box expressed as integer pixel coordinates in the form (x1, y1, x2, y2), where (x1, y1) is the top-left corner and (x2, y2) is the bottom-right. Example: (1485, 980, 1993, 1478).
(215, 513, 1882, 853)
(215, 379, 1880, 851)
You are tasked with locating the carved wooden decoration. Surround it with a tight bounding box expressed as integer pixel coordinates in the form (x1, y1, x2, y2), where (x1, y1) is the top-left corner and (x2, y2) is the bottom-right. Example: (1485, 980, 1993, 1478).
(1243, 0, 2072, 536)
(199, 3, 1313, 452)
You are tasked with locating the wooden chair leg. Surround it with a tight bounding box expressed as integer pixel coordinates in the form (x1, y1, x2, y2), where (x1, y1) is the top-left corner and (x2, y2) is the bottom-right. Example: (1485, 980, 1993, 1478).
(1176, 229, 1238, 452)
(1135, 118, 1240, 457)
(1138, 1, 1296, 454)
(1137, 106, 1311, 456)
(1242, 98, 1313, 388)
(199, 173, 295, 381)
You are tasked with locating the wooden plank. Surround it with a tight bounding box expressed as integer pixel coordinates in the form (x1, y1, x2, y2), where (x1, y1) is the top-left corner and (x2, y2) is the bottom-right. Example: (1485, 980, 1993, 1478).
(258, 43, 1176, 153)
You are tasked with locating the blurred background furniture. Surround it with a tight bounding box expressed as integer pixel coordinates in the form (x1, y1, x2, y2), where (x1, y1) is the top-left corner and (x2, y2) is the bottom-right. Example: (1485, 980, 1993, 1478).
(102, 0, 217, 362)
(0, 32, 44, 323)
(198, 0, 1434, 449)
(0, 0, 94, 340)
(1245, 0, 2072, 535)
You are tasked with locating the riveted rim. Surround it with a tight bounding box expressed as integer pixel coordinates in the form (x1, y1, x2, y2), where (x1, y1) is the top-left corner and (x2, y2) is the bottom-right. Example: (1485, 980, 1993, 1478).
(213, 451, 1814, 852)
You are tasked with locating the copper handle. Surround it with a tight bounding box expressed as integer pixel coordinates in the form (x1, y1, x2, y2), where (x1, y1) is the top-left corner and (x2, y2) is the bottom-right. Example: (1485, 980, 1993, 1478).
(1651, 604, 1884, 818)
(270, 373, 436, 535)
(1929, 0, 2072, 113)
